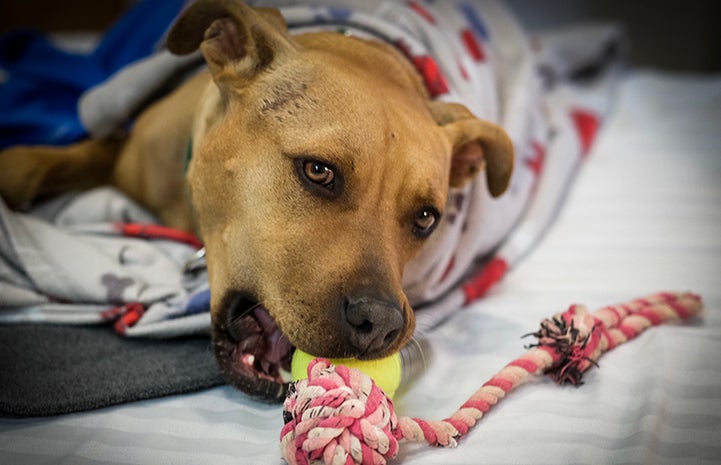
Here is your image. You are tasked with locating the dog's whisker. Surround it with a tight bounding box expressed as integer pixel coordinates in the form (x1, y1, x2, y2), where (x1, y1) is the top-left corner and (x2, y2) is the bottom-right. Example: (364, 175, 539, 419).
(400, 337, 428, 386)
(228, 299, 266, 323)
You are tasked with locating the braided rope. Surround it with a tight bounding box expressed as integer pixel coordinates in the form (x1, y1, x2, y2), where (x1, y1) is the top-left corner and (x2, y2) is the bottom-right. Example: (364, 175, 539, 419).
(280, 291, 702, 465)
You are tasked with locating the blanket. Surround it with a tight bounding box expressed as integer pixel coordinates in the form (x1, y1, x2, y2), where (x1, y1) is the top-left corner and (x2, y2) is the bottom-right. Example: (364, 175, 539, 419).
(0, 324, 223, 417)
(0, 188, 221, 417)
(0, 187, 211, 337)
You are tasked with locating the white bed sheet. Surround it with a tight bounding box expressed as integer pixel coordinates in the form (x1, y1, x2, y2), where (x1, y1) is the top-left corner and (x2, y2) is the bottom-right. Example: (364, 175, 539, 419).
(1, 70, 720, 465)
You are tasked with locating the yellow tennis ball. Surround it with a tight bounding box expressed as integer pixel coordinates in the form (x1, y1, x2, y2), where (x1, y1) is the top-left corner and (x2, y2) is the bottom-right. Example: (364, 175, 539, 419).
(291, 349, 402, 399)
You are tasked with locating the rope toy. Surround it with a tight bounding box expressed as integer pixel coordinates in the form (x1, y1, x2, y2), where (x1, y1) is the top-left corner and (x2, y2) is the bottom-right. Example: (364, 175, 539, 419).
(280, 291, 702, 465)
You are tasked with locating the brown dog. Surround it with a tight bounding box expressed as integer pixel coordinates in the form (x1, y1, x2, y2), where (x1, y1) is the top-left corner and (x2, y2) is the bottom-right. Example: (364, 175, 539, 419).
(0, 0, 513, 401)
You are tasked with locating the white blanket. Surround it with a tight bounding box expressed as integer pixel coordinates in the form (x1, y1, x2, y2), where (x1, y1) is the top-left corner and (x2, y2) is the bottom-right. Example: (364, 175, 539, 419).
(1, 69, 719, 465)
(0, 188, 211, 337)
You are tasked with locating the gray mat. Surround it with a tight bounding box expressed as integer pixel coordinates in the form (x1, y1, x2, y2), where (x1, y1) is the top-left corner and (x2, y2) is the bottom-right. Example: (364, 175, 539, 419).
(0, 324, 224, 417)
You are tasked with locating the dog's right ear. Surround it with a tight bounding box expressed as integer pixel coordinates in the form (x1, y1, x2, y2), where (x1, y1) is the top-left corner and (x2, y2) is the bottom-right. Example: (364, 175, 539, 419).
(429, 101, 514, 197)
(166, 0, 296, 85)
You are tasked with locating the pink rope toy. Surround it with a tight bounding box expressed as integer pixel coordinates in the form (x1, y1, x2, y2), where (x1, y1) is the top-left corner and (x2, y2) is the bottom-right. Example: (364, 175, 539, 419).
(280, 291, 702, 465)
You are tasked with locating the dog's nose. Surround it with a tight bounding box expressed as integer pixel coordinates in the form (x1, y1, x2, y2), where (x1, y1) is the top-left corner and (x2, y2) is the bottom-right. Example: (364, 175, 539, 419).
(343, 296, 404, 355)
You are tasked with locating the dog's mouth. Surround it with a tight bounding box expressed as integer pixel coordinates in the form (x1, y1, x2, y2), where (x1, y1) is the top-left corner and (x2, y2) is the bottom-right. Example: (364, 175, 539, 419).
(212, 294, 294, 403)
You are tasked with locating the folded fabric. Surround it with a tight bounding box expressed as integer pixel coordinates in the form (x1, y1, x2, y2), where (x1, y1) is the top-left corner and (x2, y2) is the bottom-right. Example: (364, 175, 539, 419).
(0, 187, 212, 338)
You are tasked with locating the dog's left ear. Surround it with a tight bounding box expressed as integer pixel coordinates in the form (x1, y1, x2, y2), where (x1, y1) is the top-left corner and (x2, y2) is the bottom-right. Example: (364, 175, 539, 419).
(166, 0, 296, 86)
(429, 101, 514, 197)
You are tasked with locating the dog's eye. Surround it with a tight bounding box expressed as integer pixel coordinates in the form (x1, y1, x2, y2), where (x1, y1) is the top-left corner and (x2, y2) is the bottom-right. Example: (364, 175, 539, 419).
(303, 161, 335, 188)
(413, 207, 440, 238)
(294, 158, 342, 199)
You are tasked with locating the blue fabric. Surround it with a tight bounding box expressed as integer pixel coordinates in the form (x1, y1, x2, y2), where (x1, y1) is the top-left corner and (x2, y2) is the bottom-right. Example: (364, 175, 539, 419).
(0, 0, 186, 149)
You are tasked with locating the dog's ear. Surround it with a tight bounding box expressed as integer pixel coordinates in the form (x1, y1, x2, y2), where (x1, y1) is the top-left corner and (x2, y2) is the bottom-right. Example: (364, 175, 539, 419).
(429, 101, 514, 197)
(166, 0, 296, 84)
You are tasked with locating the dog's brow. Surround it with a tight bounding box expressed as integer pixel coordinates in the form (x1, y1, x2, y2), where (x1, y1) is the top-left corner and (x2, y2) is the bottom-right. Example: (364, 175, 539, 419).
(416, 181, 446, 213)
(260, 80, 309, 113)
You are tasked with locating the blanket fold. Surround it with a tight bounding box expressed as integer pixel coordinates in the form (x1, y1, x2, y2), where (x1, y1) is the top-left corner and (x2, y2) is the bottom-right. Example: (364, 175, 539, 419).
(0, 187, 212, 337)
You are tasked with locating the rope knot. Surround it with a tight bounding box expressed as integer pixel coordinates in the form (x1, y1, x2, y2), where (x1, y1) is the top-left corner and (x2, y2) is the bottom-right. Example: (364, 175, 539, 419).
(525, 304, 601, 385)
(280, 358, 399, 465)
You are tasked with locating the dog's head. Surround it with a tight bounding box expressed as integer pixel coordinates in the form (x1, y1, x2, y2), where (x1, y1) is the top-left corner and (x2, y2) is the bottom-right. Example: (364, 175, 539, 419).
(168, 0, 513, 401)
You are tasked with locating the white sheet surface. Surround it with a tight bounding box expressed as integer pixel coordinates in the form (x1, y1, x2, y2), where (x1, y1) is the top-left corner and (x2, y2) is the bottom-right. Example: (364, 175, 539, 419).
(1, 70, 720, 465)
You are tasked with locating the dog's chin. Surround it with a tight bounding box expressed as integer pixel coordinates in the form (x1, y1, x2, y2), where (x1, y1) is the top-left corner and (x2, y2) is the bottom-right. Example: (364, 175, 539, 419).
(212, 295, 295, 403)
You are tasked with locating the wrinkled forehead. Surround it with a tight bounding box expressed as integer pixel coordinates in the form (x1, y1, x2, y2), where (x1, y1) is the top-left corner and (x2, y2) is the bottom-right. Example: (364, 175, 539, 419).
(249, 57, 450, 167)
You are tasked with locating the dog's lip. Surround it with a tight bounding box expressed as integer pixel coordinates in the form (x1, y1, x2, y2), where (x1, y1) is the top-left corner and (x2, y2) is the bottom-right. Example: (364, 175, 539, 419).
(213, 295, 295, 402)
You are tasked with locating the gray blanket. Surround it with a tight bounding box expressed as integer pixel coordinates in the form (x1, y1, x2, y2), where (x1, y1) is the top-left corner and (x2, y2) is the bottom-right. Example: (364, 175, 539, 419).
(0, 324, 223, 417)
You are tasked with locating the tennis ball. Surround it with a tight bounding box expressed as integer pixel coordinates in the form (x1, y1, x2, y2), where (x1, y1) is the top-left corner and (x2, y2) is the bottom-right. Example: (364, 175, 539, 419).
(291, 349, 402, 399)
